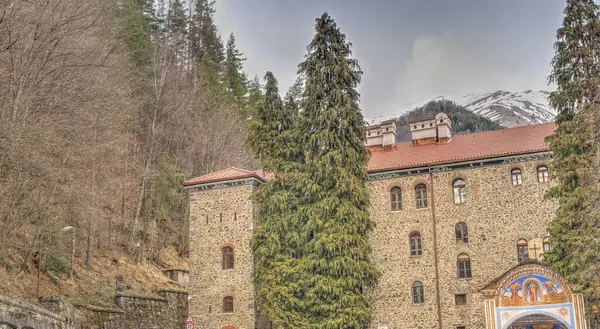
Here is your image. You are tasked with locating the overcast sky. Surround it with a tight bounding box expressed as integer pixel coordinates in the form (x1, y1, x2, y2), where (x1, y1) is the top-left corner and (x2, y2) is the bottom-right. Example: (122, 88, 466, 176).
(214, 0, 566, 118)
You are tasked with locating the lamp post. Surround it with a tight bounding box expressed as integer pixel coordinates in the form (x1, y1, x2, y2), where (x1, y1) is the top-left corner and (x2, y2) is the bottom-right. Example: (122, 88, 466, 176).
(62, 226, 74, 279)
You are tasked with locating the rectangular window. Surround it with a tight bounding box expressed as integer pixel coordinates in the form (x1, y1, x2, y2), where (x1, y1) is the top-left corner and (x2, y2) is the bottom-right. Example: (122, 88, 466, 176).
(455, 294, 467, 305)
(457, 327, 466, 329)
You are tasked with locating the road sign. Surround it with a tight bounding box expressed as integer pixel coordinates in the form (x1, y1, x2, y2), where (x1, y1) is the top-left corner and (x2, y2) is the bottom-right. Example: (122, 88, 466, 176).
(186, 323, 194, 329)
(186, 315, 194, 324)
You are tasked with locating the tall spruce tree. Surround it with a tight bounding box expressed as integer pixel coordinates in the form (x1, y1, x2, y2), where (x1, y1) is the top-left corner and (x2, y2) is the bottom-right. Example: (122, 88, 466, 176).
(224, 33, 249, 107)
(189, 0, 224, 71)
(249, 72, 306, 328)
(297, 13, 380, 328)
(544, 0, 600, 309)
(166, 0, 188, 63)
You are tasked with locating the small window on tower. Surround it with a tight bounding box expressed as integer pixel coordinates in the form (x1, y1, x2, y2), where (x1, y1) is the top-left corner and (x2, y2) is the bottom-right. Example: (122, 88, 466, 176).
(537, 165, 549, 183)
(455, 294, 467, 305)
(223, 296, 234, 313)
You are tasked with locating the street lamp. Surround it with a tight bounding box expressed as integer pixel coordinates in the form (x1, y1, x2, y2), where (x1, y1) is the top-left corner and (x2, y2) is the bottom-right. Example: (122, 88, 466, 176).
(62, 226, 75, 279)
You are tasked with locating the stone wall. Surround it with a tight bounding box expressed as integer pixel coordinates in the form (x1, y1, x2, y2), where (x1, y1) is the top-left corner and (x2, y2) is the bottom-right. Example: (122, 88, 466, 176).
(0, 295, 75, 329)
(74, 290, 188, 329)
(187, 180, 258, 329)
(367, 157, 556, 328)
(186, 153, 559, 329)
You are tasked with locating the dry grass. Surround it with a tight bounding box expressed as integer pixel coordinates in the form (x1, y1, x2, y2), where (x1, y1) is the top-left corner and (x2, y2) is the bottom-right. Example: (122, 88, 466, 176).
(0, 248, 186, 307)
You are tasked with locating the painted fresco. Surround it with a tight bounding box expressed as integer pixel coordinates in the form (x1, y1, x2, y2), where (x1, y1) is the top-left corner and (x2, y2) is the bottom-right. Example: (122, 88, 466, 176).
(500, 275, 569, 307)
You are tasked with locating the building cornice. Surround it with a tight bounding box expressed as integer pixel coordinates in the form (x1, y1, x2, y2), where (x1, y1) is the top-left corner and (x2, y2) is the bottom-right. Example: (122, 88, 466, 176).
(368, 151, 553, 181)
(185, 177, 262, 192)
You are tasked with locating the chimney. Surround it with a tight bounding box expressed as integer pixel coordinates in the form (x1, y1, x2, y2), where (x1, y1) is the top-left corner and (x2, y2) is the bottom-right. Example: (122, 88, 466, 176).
(409, 112, 452, 146)
(366, 120, 397, 149)
(435, 112, 452, 143)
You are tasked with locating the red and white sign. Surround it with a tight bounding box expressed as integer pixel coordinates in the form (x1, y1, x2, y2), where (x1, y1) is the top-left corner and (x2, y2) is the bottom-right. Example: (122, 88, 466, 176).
(186, 315, 194, 329)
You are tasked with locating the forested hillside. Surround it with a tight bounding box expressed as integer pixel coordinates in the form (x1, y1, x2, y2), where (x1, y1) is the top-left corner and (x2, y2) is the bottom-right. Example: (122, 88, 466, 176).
(393, 100, 503, 142)
(0, 0, 261, 302)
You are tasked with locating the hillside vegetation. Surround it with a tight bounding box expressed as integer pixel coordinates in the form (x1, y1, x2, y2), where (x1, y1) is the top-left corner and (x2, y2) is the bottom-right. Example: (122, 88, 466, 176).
(393, 100, 503, 142)
(0, 0, 261, 304)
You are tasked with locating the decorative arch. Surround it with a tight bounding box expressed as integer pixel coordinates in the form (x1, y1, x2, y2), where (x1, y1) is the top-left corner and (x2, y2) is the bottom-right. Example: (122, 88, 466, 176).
(502, 310, 572, 329)
(480, 262, 584, 329)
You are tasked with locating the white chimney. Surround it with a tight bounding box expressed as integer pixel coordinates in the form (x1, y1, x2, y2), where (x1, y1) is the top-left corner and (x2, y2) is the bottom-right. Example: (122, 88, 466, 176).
(409, 112, 452, 145)
(366, 120, 397, 148)
(435, 112, 452, 143)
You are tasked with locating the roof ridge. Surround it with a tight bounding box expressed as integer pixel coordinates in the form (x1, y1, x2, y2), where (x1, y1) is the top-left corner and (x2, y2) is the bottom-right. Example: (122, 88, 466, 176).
(386, 122, 556, 149)
(453, 122, 556, 139)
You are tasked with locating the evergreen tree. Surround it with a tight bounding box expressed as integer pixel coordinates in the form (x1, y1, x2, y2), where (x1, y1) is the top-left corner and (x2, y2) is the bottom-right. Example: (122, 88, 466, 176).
(297, 13, 379, 328)
(189, 0, 225, 71)
(118, 0, 153, 71)
(248, 72, 306, 328)
(544, 0, 600, 309)
(224, 33, 248, 103)
(166, 0, 188, 63)
(246, 75, 264, 118)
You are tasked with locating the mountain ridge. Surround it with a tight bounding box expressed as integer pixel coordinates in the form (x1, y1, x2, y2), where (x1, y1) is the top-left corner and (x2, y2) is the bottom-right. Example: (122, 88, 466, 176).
(369, 90, 556, 128)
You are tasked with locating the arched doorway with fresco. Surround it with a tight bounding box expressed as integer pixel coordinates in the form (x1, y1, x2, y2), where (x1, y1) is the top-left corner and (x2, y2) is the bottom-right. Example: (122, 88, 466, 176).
(480, 261, 587, 329)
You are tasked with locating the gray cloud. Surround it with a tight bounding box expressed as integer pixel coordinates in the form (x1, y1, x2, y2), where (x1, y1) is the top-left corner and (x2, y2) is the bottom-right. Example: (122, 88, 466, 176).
(214, 0, 565, 119)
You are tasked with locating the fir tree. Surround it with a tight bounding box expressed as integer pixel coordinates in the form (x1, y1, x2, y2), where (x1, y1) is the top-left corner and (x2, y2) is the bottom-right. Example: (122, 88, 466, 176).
(166, 0, 188, 63)
(297, 12, 380, 328)
(249, 72, 306, 328)
(224, 33, 248, 103)
(189, 0, 225, 71)
(544, 0, 600, 309)
(245, 75, 264, 118)
(118, 0, 153, 71)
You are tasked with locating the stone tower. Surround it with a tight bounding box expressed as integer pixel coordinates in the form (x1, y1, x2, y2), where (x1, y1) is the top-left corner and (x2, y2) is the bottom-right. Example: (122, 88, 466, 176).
(185, 168, 270, 329)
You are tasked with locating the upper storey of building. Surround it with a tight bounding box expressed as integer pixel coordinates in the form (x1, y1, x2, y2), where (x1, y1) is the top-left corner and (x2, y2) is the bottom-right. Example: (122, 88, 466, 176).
(183, 113, 556, 187)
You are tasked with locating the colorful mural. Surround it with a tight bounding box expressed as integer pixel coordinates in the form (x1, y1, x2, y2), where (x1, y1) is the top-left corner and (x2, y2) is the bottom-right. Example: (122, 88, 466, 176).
(499, 275, 569, 307)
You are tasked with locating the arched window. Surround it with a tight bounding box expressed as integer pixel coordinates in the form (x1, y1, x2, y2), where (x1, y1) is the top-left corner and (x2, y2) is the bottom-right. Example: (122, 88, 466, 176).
(543, 237, 551, 253)
(409, 231, 422, 256)
(511, 168, 523, 186)
(223, 296, 234, 313)
(537, 165, 549, 183)
(455, 222, 468, 243)
(415, 184, 428, 209)
(452, 179, 467, 204)
(222, 246, 234, 270)
(412, 281, 424, 304)
(517, 239, 529, 262)
(457, 254, 472, 279)
(390, 187, 402, 211)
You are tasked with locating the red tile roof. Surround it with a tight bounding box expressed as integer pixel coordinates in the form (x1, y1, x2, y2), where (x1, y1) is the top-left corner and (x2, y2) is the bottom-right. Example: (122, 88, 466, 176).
(367, 122, 555, 172)
(185, 123, 556, 185)
(184, 167, 272, 186)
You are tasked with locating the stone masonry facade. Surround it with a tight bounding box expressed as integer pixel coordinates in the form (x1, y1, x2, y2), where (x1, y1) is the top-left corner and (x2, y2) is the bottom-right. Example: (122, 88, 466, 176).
(185, 120, 560, 329)
(187, 181, 258, 329)
(186, 155, 557, 329)
(367, 157, 556, 329)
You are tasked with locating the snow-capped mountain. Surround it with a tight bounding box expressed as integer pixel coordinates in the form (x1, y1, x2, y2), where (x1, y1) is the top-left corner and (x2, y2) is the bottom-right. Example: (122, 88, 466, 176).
(451, 90, 554, 127)
(368, 90, 556, 128)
